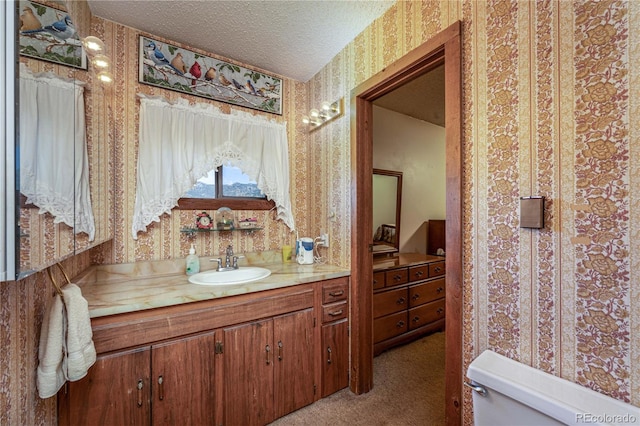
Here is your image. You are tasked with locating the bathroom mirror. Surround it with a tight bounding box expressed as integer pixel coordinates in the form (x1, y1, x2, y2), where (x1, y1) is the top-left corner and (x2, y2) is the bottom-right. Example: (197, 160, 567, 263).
(16, 0, 113, 278)
(372, 169, 402, 255)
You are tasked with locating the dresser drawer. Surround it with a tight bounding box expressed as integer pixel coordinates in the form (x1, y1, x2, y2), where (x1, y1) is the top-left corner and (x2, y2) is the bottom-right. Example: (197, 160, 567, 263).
(372, 271, 385, 290)
(373, 287, 408, 319)
(408, 265, 428, 282)
(385, 268, 409, 287)
(429, 261, 445, 277)
(322, 278, 348, 304)
(322, 300, 348, 323)
(409, 278, 445, 307)
(408, 299, 445, 330)
(374, 311, 408, 343)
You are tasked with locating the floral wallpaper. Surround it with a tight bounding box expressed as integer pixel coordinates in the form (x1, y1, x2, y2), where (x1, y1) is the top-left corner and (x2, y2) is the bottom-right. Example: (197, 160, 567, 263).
(3, 1, 640, 425)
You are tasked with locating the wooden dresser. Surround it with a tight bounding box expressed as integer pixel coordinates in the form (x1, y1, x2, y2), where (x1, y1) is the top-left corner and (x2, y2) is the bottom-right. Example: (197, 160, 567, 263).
(373, 254, 445, 356)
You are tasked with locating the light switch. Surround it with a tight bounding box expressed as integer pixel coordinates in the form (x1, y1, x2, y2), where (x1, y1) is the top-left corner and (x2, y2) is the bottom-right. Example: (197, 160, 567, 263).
(520, 196, 545, 229)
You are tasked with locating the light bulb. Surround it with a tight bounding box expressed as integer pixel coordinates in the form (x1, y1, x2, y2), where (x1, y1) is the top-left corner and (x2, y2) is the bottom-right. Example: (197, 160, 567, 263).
(302, 116, 310, 124)
(310, 109, 319, 118)
(82, 36, 105, 55)
(91, 54, 111, 70)
(321, 101, 331, 111)
(97, 71, 113, 84)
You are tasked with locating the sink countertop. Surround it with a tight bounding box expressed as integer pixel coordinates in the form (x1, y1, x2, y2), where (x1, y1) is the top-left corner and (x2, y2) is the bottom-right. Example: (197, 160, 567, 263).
(73, 251, 350, 318)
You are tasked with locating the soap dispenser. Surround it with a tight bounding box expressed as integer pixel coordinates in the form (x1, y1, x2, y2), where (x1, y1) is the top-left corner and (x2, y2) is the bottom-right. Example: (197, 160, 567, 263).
(186, 244, 200, 275)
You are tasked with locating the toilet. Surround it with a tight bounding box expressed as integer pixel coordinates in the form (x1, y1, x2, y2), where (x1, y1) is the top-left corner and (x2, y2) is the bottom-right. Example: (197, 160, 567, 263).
(467, 350, 640, 425)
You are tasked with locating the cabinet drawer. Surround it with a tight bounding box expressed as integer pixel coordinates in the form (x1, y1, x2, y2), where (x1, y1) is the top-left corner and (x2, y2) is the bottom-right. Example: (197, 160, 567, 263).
(322, 279, 349, 304)
(372, 271, 385, 290)
(429, 261, 445, 277)
(408, 299, 445, 330)
(409, 278, 445, 308)
(322, 301, 348, 323)
(408, 265, 428, 282)
(385, 268, 408, 287)
(373, 287, 408, 319)
(374, 311, 408, 343)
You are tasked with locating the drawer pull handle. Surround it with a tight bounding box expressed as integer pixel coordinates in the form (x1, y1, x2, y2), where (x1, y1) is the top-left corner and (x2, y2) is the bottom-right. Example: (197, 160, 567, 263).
(137, 379, 143, 407)
(278, 341, 283, 361)
(327, 346, 332, 364)
(394, 274, 402, 281)
(329, 290, 345, 297)
(414, 271, 424, 278)
(373, 279, 378, 285)
(437, 308, 444, 315)
(434, 267, 442, 273)
(329, 309, 344, 317)
(157, 375, 164, 401)
(412, 294, 420, 301)
(396, 320, 405, 328)
(412, 316, 420, 323)
(396, 297, 406, 305)
(437, 287, 444, 293)
(266, 344, 271, 365)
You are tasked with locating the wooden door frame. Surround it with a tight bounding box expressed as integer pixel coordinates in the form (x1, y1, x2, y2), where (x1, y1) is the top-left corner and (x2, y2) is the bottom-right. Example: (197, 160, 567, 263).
(349, 21, 463, 425)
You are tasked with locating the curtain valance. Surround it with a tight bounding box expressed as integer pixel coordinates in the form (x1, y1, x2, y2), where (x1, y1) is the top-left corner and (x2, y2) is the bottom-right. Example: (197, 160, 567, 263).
(19, 63, 95, 241)
(132, 94, 295, 239)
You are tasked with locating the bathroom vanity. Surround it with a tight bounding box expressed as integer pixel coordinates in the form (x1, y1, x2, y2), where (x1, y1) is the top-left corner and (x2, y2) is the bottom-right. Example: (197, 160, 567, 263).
(373, 253, 445, 355)
(57, 257, 350, 425)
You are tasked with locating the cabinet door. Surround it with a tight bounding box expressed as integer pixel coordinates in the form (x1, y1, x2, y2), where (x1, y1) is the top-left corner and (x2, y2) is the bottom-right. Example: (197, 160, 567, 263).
(152, 331, 216, 425)
(321, 319, 349, 397)
(273, 308, 315, 418)
(223, 319, 274, 426)
(59, 347, 151, 426)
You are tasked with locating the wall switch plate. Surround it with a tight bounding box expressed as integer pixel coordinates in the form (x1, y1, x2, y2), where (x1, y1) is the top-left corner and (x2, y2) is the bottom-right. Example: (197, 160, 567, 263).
(520, 196, 545, 229)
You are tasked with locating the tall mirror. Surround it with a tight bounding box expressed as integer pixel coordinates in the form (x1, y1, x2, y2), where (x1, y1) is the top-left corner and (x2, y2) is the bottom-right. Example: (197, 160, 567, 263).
(372, 168, 402, 255)
(16, 0, 113, 278)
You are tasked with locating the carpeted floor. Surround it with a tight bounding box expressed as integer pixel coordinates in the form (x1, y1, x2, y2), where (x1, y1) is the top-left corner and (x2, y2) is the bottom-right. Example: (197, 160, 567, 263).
(270, 331, 446, 426)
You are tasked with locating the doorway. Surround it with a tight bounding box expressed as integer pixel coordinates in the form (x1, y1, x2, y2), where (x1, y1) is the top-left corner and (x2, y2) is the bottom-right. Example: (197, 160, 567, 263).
(349, 22, 462, 425)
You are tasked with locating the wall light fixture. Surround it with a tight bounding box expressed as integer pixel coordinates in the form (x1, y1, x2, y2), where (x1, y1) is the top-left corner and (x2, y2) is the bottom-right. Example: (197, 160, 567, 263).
(82, 36, 113, 85)
(302, 98, 343, 131)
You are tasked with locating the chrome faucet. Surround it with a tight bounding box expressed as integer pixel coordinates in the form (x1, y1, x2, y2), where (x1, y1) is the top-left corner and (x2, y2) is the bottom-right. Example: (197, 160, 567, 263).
(210, 245, 244, 271)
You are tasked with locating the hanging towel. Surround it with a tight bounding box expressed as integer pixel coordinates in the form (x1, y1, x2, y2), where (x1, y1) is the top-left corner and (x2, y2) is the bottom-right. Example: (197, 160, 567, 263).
(37, 293, 67, 399)
(62, 283, 96, 381)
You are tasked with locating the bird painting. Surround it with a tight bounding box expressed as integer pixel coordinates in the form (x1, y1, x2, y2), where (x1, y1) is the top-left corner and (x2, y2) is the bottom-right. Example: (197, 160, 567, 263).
(219, 74, 232, 86)
(144, 41, 184, 75)
(170, 52, 187, 74)
(21, 15, 75, 42)
(189, 61, 202, 86)
(245, 80, 258, 95)
(204, 67, 217, 81)
(20, 7, 42, 32)
(232, 79, 244, 91)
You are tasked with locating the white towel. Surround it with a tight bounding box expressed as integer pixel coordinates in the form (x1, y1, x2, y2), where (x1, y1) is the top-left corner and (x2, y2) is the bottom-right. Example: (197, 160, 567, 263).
(62, 283, 96, 381)
(37, 293, 67, 399)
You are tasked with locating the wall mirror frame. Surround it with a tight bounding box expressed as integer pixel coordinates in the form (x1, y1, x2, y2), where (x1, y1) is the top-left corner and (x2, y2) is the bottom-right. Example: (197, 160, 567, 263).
(14, 0, 114, 279)
(372, 168, 402, 256)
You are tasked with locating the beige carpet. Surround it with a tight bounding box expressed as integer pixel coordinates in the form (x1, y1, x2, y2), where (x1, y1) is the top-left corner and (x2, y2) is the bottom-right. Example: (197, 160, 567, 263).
(270, 331, 446, 426)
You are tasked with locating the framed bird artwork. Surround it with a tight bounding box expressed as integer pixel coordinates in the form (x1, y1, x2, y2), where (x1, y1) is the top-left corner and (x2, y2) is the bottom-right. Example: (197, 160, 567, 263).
(138, 35, 283, 115)
(18, 0, 87, 69)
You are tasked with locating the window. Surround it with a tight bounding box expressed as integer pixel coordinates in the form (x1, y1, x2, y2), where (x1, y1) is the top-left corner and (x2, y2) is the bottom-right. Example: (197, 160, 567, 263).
(177, 165, 274, 210)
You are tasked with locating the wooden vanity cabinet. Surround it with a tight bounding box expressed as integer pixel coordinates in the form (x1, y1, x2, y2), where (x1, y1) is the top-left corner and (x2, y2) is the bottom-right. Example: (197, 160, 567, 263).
(373, 259, 445, 355)
(58, 278, 350, 425)
(58, 331, 215, 426)
(223, 308, 315, 426)
(319, 277, 349, 397)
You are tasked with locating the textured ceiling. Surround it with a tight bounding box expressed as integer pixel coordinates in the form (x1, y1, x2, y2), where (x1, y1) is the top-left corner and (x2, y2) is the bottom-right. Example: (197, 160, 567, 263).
(87, 0, 395, 82)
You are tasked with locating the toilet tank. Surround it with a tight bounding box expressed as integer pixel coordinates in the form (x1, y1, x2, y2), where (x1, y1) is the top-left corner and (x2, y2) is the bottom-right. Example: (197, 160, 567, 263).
(467, 350, 640, 426)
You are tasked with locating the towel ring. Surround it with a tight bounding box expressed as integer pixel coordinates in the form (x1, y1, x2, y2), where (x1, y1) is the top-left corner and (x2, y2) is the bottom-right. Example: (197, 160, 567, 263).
(46, 263, 71, 297)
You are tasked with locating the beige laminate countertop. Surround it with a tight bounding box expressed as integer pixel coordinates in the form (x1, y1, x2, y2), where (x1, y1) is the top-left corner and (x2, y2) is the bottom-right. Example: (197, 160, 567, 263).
(74, 251, 350, 319)
(373, 253, 445, 272)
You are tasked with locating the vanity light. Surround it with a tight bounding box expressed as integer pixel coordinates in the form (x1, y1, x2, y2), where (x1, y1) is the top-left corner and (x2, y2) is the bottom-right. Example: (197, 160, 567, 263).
(82, 36, 105, 56)
(301, 98, 343, 131)
(91, 54, 111, 70)
(96, 71, 114, 84)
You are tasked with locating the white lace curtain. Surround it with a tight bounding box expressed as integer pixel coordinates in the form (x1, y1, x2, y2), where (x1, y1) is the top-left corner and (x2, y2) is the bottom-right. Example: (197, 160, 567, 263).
(19, 64, 95, 241)
(132, 94, 295, 239)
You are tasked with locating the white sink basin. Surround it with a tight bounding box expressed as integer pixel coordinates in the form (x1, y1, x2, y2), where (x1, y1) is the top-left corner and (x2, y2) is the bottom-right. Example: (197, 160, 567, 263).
(188, 267, 271, 286)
